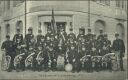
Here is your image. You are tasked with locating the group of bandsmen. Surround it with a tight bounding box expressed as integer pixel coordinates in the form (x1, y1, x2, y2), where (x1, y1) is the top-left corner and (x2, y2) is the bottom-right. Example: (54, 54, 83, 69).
(1, 26, 125, 72)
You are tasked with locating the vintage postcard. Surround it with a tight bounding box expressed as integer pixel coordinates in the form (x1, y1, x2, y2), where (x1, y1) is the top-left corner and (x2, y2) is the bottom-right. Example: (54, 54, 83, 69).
(0, 0, 127, 80)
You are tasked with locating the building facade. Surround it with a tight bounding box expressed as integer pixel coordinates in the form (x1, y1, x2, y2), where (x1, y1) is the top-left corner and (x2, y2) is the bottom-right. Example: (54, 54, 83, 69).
(0, 1, 127, 53)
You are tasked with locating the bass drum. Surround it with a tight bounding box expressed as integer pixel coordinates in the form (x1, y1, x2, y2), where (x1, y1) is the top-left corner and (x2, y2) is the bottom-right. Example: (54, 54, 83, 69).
(65, 63, 73, 72)
(1, 53, 11, 71)
(57, 55, 65, 71)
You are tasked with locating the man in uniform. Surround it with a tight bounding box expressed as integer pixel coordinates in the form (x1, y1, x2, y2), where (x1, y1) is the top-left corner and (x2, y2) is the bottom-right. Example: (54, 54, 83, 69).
(97, 29, 104, 56)
(101, 34, 111, 70)
(86, 28, 93, 42)
(1, 35, 15, 72)
(77, 28, 86, 44)
(13, 28, 24, 55)
(67, 28, 76, 43)
(47, 43, 57, 71)
(102, 34, 111, 55)
(90, 34, 98, 56)
(58, 28, 67, 55)
(66, 43, 78, 72)
(97, 28, 104, 40)
(85, 28, 94, 55)
(35, 29, 45, 50)
(112, 33, 125, 71)
(24, 27, 35, 50)
(45, 28, 54, 47)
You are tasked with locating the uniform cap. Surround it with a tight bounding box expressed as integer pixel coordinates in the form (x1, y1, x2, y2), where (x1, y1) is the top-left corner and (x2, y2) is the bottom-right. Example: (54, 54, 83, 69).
(69, 28, 73, 31)
(6, 35, 10, 38)
(99, 28, 103, 33)
(16, 28, 20, 31)
(115, 33, 119, 36)
(88, 28, 91, 32)
(38, 29, 42, 33)
(104, 33, 107, 37)
(28, 27, 33, 31)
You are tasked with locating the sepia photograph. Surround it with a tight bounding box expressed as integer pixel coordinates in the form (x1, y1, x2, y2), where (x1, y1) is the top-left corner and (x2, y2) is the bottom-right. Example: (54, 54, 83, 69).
(0, 0, 127, 80)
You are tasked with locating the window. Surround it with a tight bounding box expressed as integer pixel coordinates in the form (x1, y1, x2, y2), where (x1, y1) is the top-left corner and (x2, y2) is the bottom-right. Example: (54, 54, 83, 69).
(93, 0, 110, 6)
(116, 0, 121, 8)
(7, 0, 10, 9)
(13, 1, 24, 7)
(94, 20, 106, 35)
(44, 22, 66, 33)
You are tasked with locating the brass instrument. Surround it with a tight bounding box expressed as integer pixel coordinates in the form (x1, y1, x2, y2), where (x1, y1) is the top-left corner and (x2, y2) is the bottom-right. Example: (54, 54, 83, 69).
(25, 52, 35, 67)
(1, 51, 11, 71)
(36, 51, 44, 65)
(14, 53, 25, 68)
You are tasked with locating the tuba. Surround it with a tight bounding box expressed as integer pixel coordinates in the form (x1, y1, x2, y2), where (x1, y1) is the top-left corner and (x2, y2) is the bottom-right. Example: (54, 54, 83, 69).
(36, 51, 44, 65)
(1, 52, 11, 71)
(14, 53, 25, 68)
(25, 52, 35, 67)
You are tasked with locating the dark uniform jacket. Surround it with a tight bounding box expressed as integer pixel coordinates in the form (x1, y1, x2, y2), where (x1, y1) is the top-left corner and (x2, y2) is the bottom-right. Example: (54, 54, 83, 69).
(67, 33, 76, 42)
(1, 40, 15, 55)
(112, 39, 125, 54)
(24, 34, 35, 50)
(13, 34, 24, 49)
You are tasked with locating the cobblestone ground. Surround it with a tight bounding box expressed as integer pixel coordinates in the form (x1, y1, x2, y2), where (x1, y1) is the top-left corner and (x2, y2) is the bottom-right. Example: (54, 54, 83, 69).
(0, 58, 127, 80)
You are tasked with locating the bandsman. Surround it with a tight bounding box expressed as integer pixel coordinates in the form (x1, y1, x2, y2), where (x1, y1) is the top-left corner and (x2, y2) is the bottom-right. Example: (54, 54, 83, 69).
(67, 28, 76, 44)
(102, 34, 111, 55)
(24, 27, 35, 50)
(47, 43, 57, 71)
(85, 28, 94, 55)
(13, 28, 24, 55)
(112, 33, 125, 71)
(1, 35, 15, 72)
(35, 30, 45, 50)
(77, 28, 86, 44)
(97, 28, 104, 40)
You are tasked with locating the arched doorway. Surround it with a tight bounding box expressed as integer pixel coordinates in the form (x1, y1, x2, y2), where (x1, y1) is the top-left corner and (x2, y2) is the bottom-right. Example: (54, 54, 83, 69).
(116, 23, 125, 40)
(6, 24, 10, 35)
(16, 21, 23, 33)
(94, 20, 106, 35)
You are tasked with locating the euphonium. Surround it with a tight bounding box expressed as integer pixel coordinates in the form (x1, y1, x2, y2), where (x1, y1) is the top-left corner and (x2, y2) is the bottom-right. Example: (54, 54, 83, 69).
(1, 53, 11, 71)
(25, 52, 35, 67)
(36, 51, 44, 65)
(14, 53, 25, 67)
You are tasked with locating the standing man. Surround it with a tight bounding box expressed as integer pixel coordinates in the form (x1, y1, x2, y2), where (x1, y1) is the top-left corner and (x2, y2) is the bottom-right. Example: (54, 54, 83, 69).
(45, 28, 54, 47)
(77, 28, 86, 54)
(13, 28, 24, 55)
(97, 28, 104, 41)
(24, 27, 35, 50)
(86, 28, 93, 42)
(35, 29, 45, 50)
(97, 29, 104, 56)
(67, 28, 76, 44)
(1, 35, 15, 72)
(86, 28, 93, 55)
(112, 33, 125, 71)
